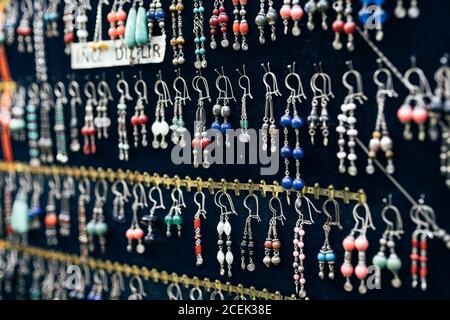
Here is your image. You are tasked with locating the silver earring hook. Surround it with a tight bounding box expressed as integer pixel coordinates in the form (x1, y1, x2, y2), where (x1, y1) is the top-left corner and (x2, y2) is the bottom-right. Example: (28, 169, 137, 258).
(167, 283, 183, 300)
(28, 82, 40, 99)
(48, 174, 61, 199)
(132, 183, 148, 207)
(111, 180, 131, 198)
(215, 68, 236, 102)
(84, 81, 97, 101)
(117, 78, 133, 100)
(54, 82, 68, 101)
(68, 79, 82, 99)
(285, 62, 307, 102)
(322, 198, 343, 229)
(78, 178, 91, 201)
(243, 194, 261, 222)
(134, 78, 148, 103)
(129, 276, 146, 297)
(112, 271, 125, 291)
(381, 195, 404, 236)
(352, 202, 376, 234)
(404, 56, 433, 97)
(97, 80, 113, 101)
(214, 190, 226, 214)
(173, 69, 191, 103)
(217, 191, 237, 216)
(269, 196, 286, 225)
(295, 194, 320, 225)
(343, 61, 368, 104)
(374, 60, 398, 98)
(192, 71, 211, 102)
(262, 63, 281, 97)
(237, 65, 253, 99)
(94, 179, 108, 201)
(148, 186, 165, 213)
(155, 71, 173, 105)
(194, 190, 206, 210)
(93, 269, 109, 291)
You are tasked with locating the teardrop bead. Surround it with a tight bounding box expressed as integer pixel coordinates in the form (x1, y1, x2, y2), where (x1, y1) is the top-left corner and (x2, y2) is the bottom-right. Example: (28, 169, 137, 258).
(217, 221, 224, 235)
(224, 221, 232, 236)
(135, 6, 149, 45)
(11, 193, 30, 234)
(124, 6, 137, 48)
(217, 250, 225, 263)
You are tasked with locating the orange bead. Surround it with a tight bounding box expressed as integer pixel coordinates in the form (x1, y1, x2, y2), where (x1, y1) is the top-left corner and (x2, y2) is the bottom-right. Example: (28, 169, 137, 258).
(239, 21, 249, 34)
(233, 21, 240, 34)
(264, 240, 273, 249)
(108, 27, 117, 39)
(116, 25, 125, 36)
(45, 213, 58, 227)
(272, 240, 281, 249)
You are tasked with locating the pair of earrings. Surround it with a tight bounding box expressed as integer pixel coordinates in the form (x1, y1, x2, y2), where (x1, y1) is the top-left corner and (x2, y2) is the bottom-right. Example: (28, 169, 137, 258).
(340, 201, 376, 294)
(169, 0, 185, 65)
(240, 193, 261, 272)
(395, 0, 420, 19)
(372, 196, 404, 289)
(126, 183, 147, 254)
(107, 0, 127, 41)
(91, 0, 109, 52)
(367, 60, 397, 175)
(141, 185, 165, 244)
(209, 0, 229, 49)
(261, 63, 281, 154)
(63, 0, 77, 54)
(193, 0, 207, 68)
(16, 0, 33, 53)
(131, 75, 149, 148)
(86, 179, 108, 254)
(59, 176, 75, 237)
(68, 79, 82, 152)
(280, 0, 304, 37)
(331, 0, 356, 51)
(215, 190, 238, 277)
(82, 82, 98, 155)
(236, 66, 253, 144)
(54, 82, 69, 164)
(9, 85, 26, 142)
(152, 71, 172, 149)
(164, 187, 186, 238)
(232, 0, 249, 51)
(280, 63, 306, 191)
(255, 0, 278, 44)
(263, 196, 286, 268)
(336, 61, 368, 176)
(26, 83, 40, 166)
(96, 80, 113, 140)
(147, 0, 166, 39)
(193, 191, 207, 266)
(170, 70, 190, 147)
(111, 179, 131, 223)
(304, 0, 330, 31)
(44, 175, 60, 246)
(78, 178, 91, 259)
(117, 76, 133, 161)
(124, 0, 148, 55)
(39, 83, 54, 163)
(308, 63, 334, 146)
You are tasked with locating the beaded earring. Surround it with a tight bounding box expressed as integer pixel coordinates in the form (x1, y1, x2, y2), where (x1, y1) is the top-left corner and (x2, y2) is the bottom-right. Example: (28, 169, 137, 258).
(87, 179, 108, 254)
(209, 0, 229, 49)
(54, 82, 69, 164)
(96, 80, 113, 139)
(232, 0, 249, 50)
(111, 179, 131, 223)
(215, 190, 238, 277)
(304, 0, 329, 31)
(126, 183, 147, 254)
(366, 60, 397, 175)
(10, 175, 31, 237)
(358, 0, 386, 42)
(38, 83, 54, 163)
(75, 0, 91, 43)
(4, 0, 18, 46)
(16, 0, 33, 53)
(193, 0, 207, 68)
(292, 194, 319, 299)
(236, 65, 253, 144)
(395, 0, 420, 19)
(308, 63, 334, 146)
(171, 69, 191, 147)
(44, 175, 61, 246)
(193, 190, 207, 266)
(255, 0, 278, 44)
(240, 192, 261, 272)
(68, 79, 82, 152)
(152, 71, 172, 149)
(191, 71, 211, 168)
(82, 82, 98, 155)
(397, 57, 433, 142)
(29, 257, 45, 300)
(116, 76, 133, 161)
(141, 184, 165, 243)
(33, 0, 48, 82)
(109, 271, 125, 300)
(169, 0, 185, 65)
(28, 175, 44, 230)
(128, 276, 147, 300)
(332, 0, 356, 51)
(87, 270, 109, 300)
(44, 0, 60, 38)
(280, 63, 306, 192)
(337, 62, 368, 176)
(263, 195, 286, 268)
(63, 0, 77, 54)
(280, 0, 304, 36)
(318, 195, 342, 280)
(59, 176, 75, 237)
(131, 75, 149, 148)
(340, 201, 376, 294)
(261, 63, 281, 154)
(26, 83, 40, 166)
(124, 0, 149, 54)
(10, 85, 26, 141)
(78, 178, 91, 259)
(148, 0, 166, 38)
(107, 0, 127, 42)
(372, 196, 403, 289)
(3, 172, 16, 239)
(164, 186, 186, 238)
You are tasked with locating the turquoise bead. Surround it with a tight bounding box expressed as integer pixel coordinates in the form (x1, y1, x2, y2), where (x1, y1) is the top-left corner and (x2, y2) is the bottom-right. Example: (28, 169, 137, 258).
(95, 222, 108, 236)
(164, 215, 173, 225)
(124, 6, 137, 48)
(26, 113, 37, 121)
(29, 149, 39, 157)
(325, 252, 335, 262)
(28, 132, 38, 140)
(135, 6, 149, 46)
(200, 36, 206, 42)
(172, 214, 183, 226)
(372, 253, 387, 269)
(9, 119, 25, 131)
(386, 254, 402, 272)
(26, 105, 36, 112)
(117, 103, 127, 111)
(11, 193, 30, 234)
(86, 221, 96, 235)
(317, 252, 326, 262)
(199, 48, 206, 55)
(199, 6, 204, 13)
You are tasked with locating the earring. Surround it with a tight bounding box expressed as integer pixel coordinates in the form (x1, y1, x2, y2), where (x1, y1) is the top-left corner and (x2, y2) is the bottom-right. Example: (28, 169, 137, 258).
(236, 65, 253, 144)
(26, 83, 40, 166)
(280, 63, 306, 191)
(82, 82, 98, 155)
(261, 63, 281, 154)
(131, 75, 149, 148)
(292, 195, 319, 299)
(78, 178, 91, 259)
(111, 179, 131, 223)
(280, 1, 304, 37)
(95, 80, 113, 140)
(128, 276, 147, 300)
(109, 271, 125, 300)
(148, 0, 166, 38)
(171, 69, 190, 147)
(191, 71, 211, 168)
(340, 201, 376, 294)
(44, 175, 61, 246)
(255, 0, 278, 44)
(337, 62, 368, 176)
(332, 0, 356, 51)
(87, 270, 109, 300)
(28, 175, 44, 231)
(108, 0, 127, 41)
(263, 196, 286, 268)
(38, 83, 54, 163)
(193, 0, 207, 68)
(10, 85, 26, 141)
(44, 0, 60, 38)
(164, 186, 186, 238)
(11, 175, 31, 237)
(169, 0, 185, 65)
(68, 79, 82, 152)
(232, 0, 249, 50)
(193, 190, 207, 266)
(54, 82, 69, 164)
(87, 179, 108, 254)
(152, 72, 172, 149)
(33, 0, 48, 82)
(215, 190, 238, 277)
(16, 0, 33, 53)
(358, 0, 387, 41)
(372, 196, 403, 289)
(59, 176, 75, 237)
(367, 60, 397, 175)
(116, 76, 133, 161)
(141, 185, 165, 243)
(29, 257, 45, 300)
(305, 0, 329, 31)
(209, 0, 229, 49)
(63, 0, 76, 53)
(240, 192, 261, 272)
(124, 0, 149, 53)
(4, 1, 19, 46)
(318, 196, 342, 280)
(126, 183, 147, 254)
(395, 0, 420, 19)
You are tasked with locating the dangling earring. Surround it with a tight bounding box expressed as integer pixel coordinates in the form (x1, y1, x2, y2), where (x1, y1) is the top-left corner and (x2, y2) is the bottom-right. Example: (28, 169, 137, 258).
(318, 196, 342, 280)
(395, 0, 420, 19)
(218, 0, 229, 48)
(11, 175, 31, 238)
(87, 179, 109, 254)
(232, 0, 249, 50)
(236, 65, 253, 144)
(26, 83, 40, 166)
(44, 175, 61, 246)
(87, 270, 109, 300)
(164, 186, 186, 238)
(332, 0, 355, 51)
(171, 69, 191, 147)
(109, 271, 125, 300)
(17, 0, 33, 53)
(152, 71, 172, 150)
(193, 190, 207, 266)
(141, 184, 165, 243)
(108, 0, 127, 42)
(68, 79, 82, 152)
(59, 176, 75, 237)
(63, 0, 76, 54)
(169, 0, 185, 65)
(82, 81, 98, 155)
(38, 83, 55, 163)
(358, 0, 387, 41)
(45, 0, 60, 38)
(280, 63, 307, 191)
(261, 63, 282, 154)
(111, 179, 131, 223)
(91, 0, 109, 52)
(372, 196, 404, 289)
(147, 0, 166, 38)
(128, 276, 147, 300)
(191, 71, 211, 168)
(96, 80, 113, 140)
(215, 189, 238, 277)
(116, 75, 133, 161)
(10, 85, 26, 142)
(124, 0, 149, 52)
(240, 192, 261, 272)
(28, 175, 44, 231)
(78, 178, 91, 259)
(367, 60, 397, 175)
(193, 0, 207, 68)
(340, 200, 376, 294)
(126, 183, 147, 254)
(255, 0, 278, 43)
(280, 1, 304, 37)
(131, 74, 149, 148)
(263, 195, 286, 268)
(54, 82, 69, 164)
(337, 61, 368, 176)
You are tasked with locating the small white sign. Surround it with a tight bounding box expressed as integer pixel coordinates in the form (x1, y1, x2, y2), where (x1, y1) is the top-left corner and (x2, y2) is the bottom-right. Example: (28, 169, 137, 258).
(70, 36, 166, 69)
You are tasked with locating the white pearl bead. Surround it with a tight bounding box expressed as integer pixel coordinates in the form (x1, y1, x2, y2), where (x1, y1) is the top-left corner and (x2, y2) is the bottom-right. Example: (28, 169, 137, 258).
(337, 151, 347, 159)
(380, 136, 393, 151)
(336, 126, 346, 133)
(340, 104, 348, 112)
(369, 138, 380, 151)
(347, 153, 357, 161)
(346, 116, 356, 124)
(347, 129, 358, 136)
(347, 103, 356, 110)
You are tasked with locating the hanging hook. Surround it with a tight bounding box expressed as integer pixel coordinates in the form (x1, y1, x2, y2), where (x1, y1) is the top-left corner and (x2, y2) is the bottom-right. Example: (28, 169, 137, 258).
(381, 195, 404, 237)
(352, 202, 376, 234)
(342, 61, 368, 104)
(295, 194, 320, 225)
(148, 186, 165, 214)
(262, 63, 281, 97)
(192, 71, 211, 102)
(269, 196, 286, 225)
(237, 65, 253, 99)
(285, 62, 307, 102)
(117, 78, 133, 100)
(132, 183, 148, 208)
(84, 81, 97, 101)
(243, 194, 261, 222)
